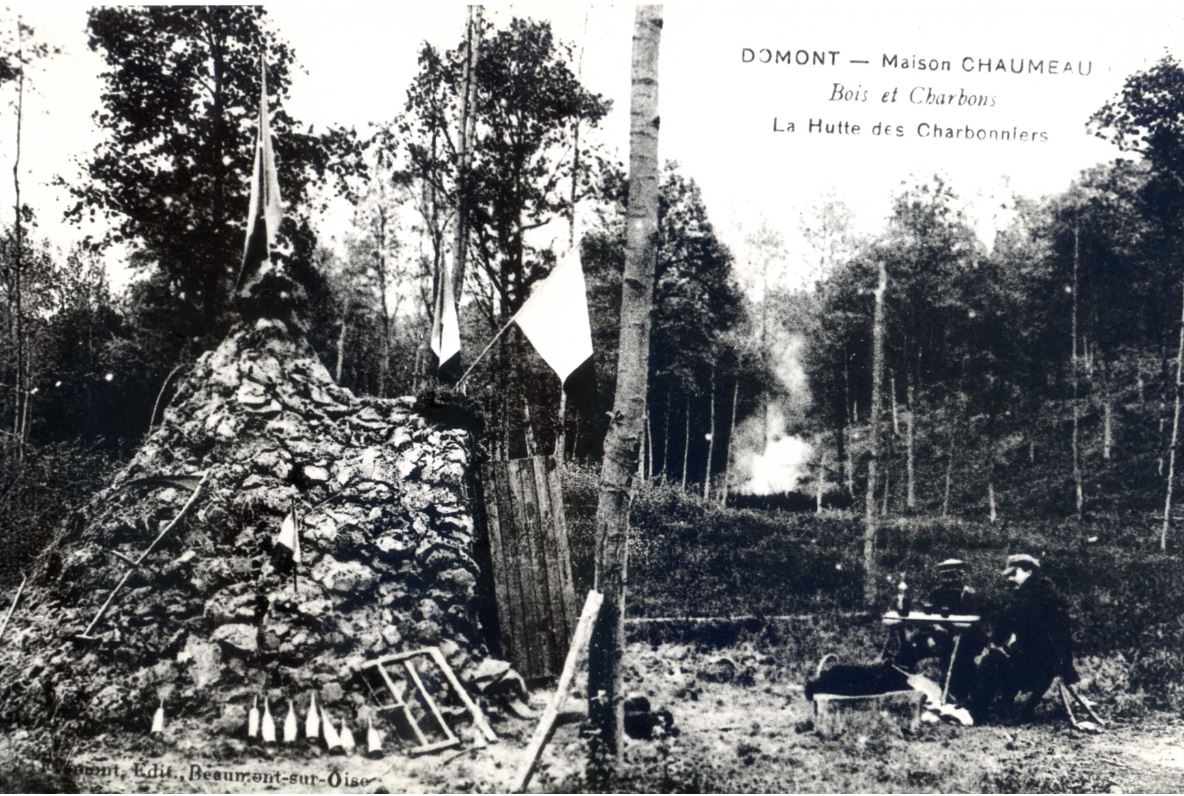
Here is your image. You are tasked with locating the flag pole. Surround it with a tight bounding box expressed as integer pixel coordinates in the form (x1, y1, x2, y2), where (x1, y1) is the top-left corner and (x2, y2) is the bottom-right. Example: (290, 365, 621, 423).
(456, 315, 517, 388)
(292, 500, 299, 596)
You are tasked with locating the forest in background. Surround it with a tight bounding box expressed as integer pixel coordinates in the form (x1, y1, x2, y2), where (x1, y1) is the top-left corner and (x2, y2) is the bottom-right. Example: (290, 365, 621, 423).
(3, 6, 1184, 583)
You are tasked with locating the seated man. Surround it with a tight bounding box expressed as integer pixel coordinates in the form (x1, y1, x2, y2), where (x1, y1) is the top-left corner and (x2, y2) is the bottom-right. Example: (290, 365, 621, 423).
(970, 553, 1080, 723)
(894, 559, 985, 704)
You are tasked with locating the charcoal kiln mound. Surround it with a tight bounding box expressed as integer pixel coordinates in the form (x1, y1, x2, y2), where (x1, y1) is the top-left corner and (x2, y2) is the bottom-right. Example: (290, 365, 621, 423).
(0, 317, 495, 739)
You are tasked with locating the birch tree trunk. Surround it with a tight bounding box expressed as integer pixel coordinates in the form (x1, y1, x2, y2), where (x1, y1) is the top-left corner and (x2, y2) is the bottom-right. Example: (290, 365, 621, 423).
(1072, 223, 1084, 519)
(1161, 272, 1184, 550)
(703, 364, 716, 501)
(721, 379, 739, 506)
(588, 6, 662, 777)
(681, 396, 690, 491)
(1103, 398, 1113, 460)
(863, 260, 887, 606)
(906, 378, 916, 509)
(816, 453, 826, 513)
(11, 19, 26, 462)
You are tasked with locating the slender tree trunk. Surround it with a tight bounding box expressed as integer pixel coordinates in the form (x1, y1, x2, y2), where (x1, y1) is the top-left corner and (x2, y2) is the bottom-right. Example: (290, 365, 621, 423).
(845, 441, 855, 496)
(1161, 272, 1184, 551)
(815, 452, 826, 513)
(890, 372, 899, 435)
(571, 410, 581, 461)
(377, 208, 391, 398)
(588, 7, 661, 778)
(556, 384, 567, 463)
(863, 260, 887, 606)
(881, 462, 890, 517)
(659, 396, 671, 481)
(721, 379, 739, 507)
(988, 479, 997, 524)
(335, 319, 348, 383)
(703, 364, 716, 501)
(1103, 398, 1113, 461)
(681, 396, 690, 491)
(11, 19, 25, 462)
(451, 5, 481, 298)
(646, 409, 654, 479)
(1071, 223, 1084, 519)
(942, 426, 955, 518)
(906, 378, 916, 509)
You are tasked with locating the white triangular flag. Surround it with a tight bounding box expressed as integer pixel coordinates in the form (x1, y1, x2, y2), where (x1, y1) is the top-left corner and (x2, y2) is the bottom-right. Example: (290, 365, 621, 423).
(151, 698, 164, 734)
(305, 692, 321, 740)
(283, 700, 298, 743)
(261, 696, 276, 743)
(322, 710, 341, 750)
(430, 253, 461, 366)
(275, 506, 301, 563)
(248, 696, 260, 739)
(513, 248, 593, 382)
(339, 721, 356, 753)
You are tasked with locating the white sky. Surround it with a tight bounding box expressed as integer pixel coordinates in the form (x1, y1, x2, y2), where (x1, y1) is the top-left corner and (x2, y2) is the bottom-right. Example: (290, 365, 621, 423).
(1, 2, 1182, 294)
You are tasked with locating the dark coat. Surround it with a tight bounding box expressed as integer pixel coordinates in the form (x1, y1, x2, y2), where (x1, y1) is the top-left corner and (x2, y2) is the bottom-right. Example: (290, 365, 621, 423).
(993, 574, 1079, 685)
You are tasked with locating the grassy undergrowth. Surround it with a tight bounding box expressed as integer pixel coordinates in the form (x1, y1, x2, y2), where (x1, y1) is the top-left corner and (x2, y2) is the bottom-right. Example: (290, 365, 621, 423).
(562, 462, 1184, 713)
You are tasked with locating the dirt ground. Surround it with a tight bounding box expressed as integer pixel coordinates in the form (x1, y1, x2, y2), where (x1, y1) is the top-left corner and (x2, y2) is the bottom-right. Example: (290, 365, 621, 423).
(9, 640, 1184, 794)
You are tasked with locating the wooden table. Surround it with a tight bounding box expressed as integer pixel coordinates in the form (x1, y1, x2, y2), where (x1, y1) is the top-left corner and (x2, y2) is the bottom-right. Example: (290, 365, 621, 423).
(881, 611, 983, 704)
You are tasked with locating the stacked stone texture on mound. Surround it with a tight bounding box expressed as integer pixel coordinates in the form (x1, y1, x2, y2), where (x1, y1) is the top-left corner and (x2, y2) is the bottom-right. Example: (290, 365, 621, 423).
(0, 319, 488, 735)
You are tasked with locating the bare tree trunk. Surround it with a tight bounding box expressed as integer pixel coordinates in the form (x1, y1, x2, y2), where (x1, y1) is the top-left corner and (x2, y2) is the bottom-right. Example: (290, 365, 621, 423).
(881, 462, 890, 517)
(1072, 223, 1084, 519)
(588, 7, 661, 778)
(906, 378, 916, 509)
(659, 396, 670, 482)
(890, 372, 899, 435)
(451, 5, 481, 299)
(335, 320, 348, 383)
(721, 379, 739, 506)
(11, 19, 26, 462)
(703, 364, 716, 501)
(988, 479, 997, 524)
(942, 427, 955, 518)
(863, 260, 887, 606)
(556, 386, 568, 463)
(646, 408, 654, 479)
(1162, 272, 1184, 550)
(681, 396, 690, 491)
(377, 207, 391, 398)
(845, 443, 855, 496)
(815, 453, 826, 513)
(1103, 398, 1113, 461)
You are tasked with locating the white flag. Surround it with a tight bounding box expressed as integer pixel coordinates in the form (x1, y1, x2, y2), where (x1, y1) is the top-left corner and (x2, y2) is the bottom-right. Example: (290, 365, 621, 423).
(275, 506, 301, 563)
(430, 254, 461, 366)
(514, 248, 593, 382)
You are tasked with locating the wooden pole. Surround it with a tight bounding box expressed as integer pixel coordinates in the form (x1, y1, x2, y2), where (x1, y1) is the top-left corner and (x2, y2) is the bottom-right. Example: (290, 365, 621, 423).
(587, 6, 662, 782)
(514, 590, 602, 793)
(0, 574, 27, 644)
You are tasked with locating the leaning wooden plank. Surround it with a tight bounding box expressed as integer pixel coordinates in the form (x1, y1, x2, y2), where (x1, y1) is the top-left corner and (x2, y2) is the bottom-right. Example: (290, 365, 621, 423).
(0, 574, 27, 645)
(77, 471, 210, 639)
(427, 646, 498, 743)
(512, 589, 603, 794)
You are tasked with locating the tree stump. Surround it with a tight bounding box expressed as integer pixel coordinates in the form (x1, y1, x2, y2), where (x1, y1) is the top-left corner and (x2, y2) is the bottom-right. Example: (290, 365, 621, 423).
(812, 690, 924, 738)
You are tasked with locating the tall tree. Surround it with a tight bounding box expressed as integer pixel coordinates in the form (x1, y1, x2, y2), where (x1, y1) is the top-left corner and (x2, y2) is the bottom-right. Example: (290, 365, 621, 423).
(70, 7, 358, 346)
(587, 5, 661, 781)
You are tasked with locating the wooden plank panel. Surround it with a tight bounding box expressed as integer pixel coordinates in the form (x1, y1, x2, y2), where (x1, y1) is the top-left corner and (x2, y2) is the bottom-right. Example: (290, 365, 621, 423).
(516, 456, 558, 676)
(480, 465, 515, 665)
(490, 459, 528, 677)
(531, 455, 569, 665)
(544, 456, 580, 636)
(505, 459, 544, 677)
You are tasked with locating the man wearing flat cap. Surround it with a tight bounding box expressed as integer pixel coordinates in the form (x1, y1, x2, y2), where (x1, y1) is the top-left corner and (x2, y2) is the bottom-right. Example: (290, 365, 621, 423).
(970, 553, 1080, 722)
